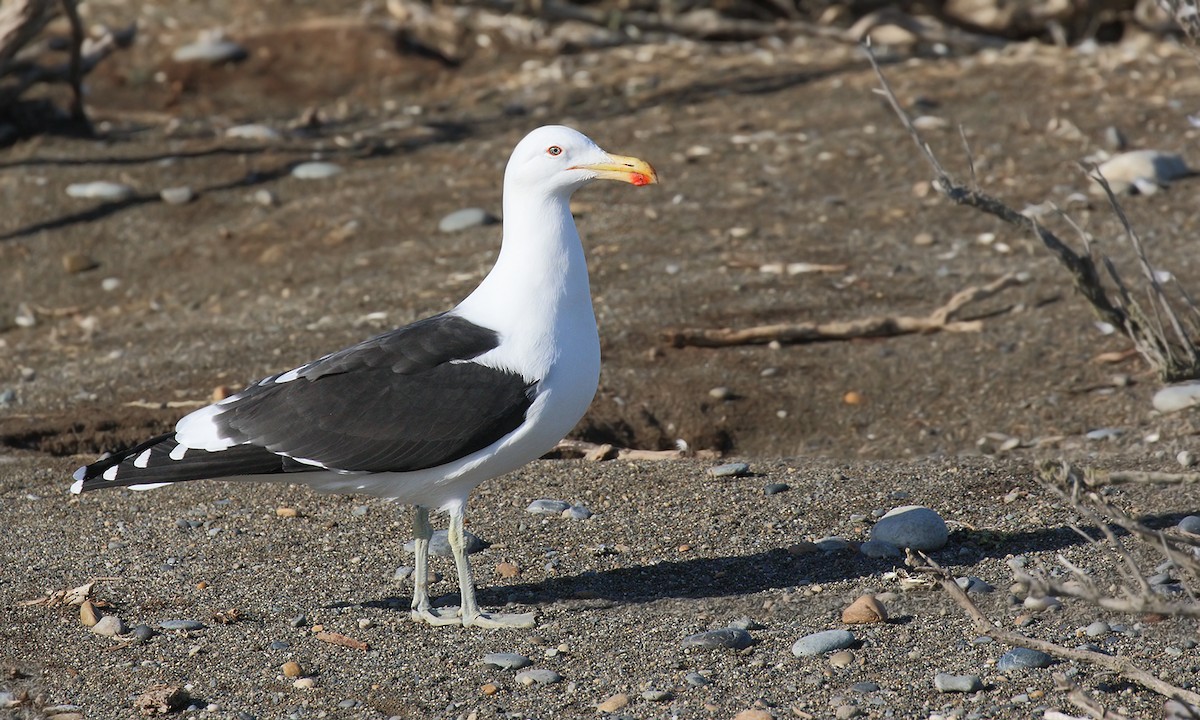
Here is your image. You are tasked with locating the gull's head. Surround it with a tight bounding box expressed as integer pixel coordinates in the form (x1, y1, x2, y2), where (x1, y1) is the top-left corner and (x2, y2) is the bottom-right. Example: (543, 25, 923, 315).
(505, 125, 658, 198)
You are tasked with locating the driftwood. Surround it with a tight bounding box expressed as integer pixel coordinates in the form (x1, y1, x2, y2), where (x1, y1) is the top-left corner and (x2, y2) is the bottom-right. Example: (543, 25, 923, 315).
(910, 551, 1200, 709)
(552, 438, 720, 461)
(664, 272, 1027, 349)
(864, 43, 1200, 382)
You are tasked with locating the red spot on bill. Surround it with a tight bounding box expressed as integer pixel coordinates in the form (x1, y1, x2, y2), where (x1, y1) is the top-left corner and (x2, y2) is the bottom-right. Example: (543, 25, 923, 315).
(629, 173, 651, 187)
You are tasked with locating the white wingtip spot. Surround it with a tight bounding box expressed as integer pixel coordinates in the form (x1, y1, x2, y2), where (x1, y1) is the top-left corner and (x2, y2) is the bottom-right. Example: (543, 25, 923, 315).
(128, 482, 171, 491)
(274, 366, 304, 384)
(69, 477, 84, 494)
(169, 444, 188, 461)
(176, 404, 237, 451)
(102, 466, 119, 481)
(134, 448, 153, 468)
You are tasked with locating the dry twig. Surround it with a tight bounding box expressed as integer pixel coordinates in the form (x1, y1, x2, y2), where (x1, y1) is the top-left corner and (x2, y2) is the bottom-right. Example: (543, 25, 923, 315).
(664, 272, 1027, 348)
(552, 438, 720, 461)
(864, 43, 1200, 382)
(909, 550, 1200, 707)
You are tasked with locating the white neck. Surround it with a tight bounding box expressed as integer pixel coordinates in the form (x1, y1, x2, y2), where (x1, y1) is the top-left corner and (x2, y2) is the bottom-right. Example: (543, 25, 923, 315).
(454, 185, 597, 378)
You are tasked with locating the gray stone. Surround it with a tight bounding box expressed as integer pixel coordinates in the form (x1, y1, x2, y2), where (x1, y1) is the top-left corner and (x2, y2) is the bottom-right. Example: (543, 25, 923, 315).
(438, 207, 495, 233)
(642, 689, 673, 702)
(727, 616, 765, 631)
(132, 624, 155, 642)
(997, 647, 1054, 671)
(515, 668, 562, 686)
(869, 505, 948, 550)
(684, 672, 710, 686)
(66, 181, 134, 201)
(160, 186, 195, 205)
(403, 529, 488, 557)
(955, 576, 995, 594)
(859, 540, 904, 559)
(482, 652, 532, 670)
(226, 124, 282, 141)
(91, 615, 127, 637)
(763, 482, 790, 495)
(791, 629, 855, 657)
(1095, 150, 1192, 195)
(1084, 621, 1110, 638)
(849, 682, 880, 693)
(1179, 516, 1200, 535)
(562, 505, 593, 520)
(681, 628, 753, 650)
(934, 673, 982, 693)
(160, 619, 205, 631)
(526, 499, 570, 515)
(814, 536, 850, 552)
(706, 462, 750, 478)
(173, 37, 247, 63)
(269, 641, 290, 650)
(291, 162, 343, 180)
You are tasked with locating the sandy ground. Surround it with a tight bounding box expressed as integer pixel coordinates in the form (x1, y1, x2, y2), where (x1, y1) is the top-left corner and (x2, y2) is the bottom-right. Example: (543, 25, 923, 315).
(3, 2, 1200, 718)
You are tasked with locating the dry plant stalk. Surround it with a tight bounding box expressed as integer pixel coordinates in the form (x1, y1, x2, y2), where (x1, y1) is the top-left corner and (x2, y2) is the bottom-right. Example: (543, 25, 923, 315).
(664, 272, 1027, 348)
(553, 438, 720, 461)
(864, 44, 1200, 382)
(909, 550, 1200, 708)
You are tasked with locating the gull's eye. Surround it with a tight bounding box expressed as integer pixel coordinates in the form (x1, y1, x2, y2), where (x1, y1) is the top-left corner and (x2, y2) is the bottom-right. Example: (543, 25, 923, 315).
(547, 145, 563, 156)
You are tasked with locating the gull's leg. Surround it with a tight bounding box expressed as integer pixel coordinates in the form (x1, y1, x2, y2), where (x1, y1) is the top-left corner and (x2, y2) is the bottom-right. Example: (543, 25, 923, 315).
(448, 502, 535, 629)
(410, 505, 460, 626)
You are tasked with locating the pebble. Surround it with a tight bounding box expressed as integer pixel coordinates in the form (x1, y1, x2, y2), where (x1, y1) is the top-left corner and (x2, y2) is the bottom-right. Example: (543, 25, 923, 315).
(402, 529, 488, 556)
(292, 162, 343, 180)
(684, 672, 710, 686)
(733, 712, 773, 720)
(997, 647, 1054, 671)
(1084, 621, 1110, 637)
(1179, 516, 1200, 535)
(681, 628, 753, 650)
(842, 594, 887, 624)
(515, 668, 562, 686)
(226, 124, 282, 141)
(254, 189, 277, 206)
(160, 619, 205, 631)
(1179, 451, 1196, 468)
(642, 689, 673, 702)
(1154, 383, 1200, 413)
(269, 641, 290, 650)
(791, 629, 856, 657)
(934, 673, 983, 692)
(482, 652, 532, 670)
(815, 536, 850, 552)
(870, 505, 948, 550)
(293, 677, 316, 689)
(596, 694, 629, 712)
(829, 650, 854, 668)
(1085, 427, 1122, 441)
(101, 277, 121, 291)
(132, 624, 155, 642)
(91, 615, 127, 637)
(708, 386, 733, 400)
(859, 540, 904, 559)
(438, 207, 496, 233)
(562, 505, 593, 520)
(66, 181, 134, 201)
(79, 600, 100, 626)
(706, 462, 750, 478)
(849, 682, 879, 693)
(159, 186, 195, 205)
(61, 252, 99, 274)
(526, 499, 570, 515)
(172, 34, 247, 63)
(282, 661, 302, 678)
(955, 576, 995, 594)
(1023, 595, 1061, 612)
(763, 482, 790, 495)
(728, 616, 765, 631)
(495, 561, 520, 578)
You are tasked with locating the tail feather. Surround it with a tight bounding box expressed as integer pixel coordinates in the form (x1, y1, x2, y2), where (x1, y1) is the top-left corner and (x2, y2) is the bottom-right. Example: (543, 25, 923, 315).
(71, 433, 309, 493)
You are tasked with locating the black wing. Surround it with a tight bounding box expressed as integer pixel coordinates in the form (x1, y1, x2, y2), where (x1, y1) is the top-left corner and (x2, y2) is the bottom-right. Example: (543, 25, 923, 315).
(208, 313, 537, 473)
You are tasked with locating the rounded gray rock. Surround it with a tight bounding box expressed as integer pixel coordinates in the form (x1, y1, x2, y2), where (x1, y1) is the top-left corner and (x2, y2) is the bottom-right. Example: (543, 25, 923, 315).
(791, 629, 855, 657)
(438, 207, 495, 233)
(91, 615, 127, 637)
(515, 668, 562, 686)
(869, 505, 948, 550)
(66, 181, 134, 202)
(160, 186, 195, 205)
(131, 624, 155, 642)
(997, 647, 1054, 671)
(859, 540, 904, 559)
(1084, 621, 1110, 638)
(291, 162, 343, 180)
(562, 505, 593, 520)
(1179, 515, 1200, 535)
(173, 38, 247, 63)
(814, 536, 850, 552)
(160, 619, 205, 631)
(706, 462, 750, 478)
(955, 576, 995, 594)
(526, 499, 570, 515)
(681, 628, 753, 651)
(403, 529, 488, 557)
(482, 652, 532, 670)
(934, 673, 982, 693)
